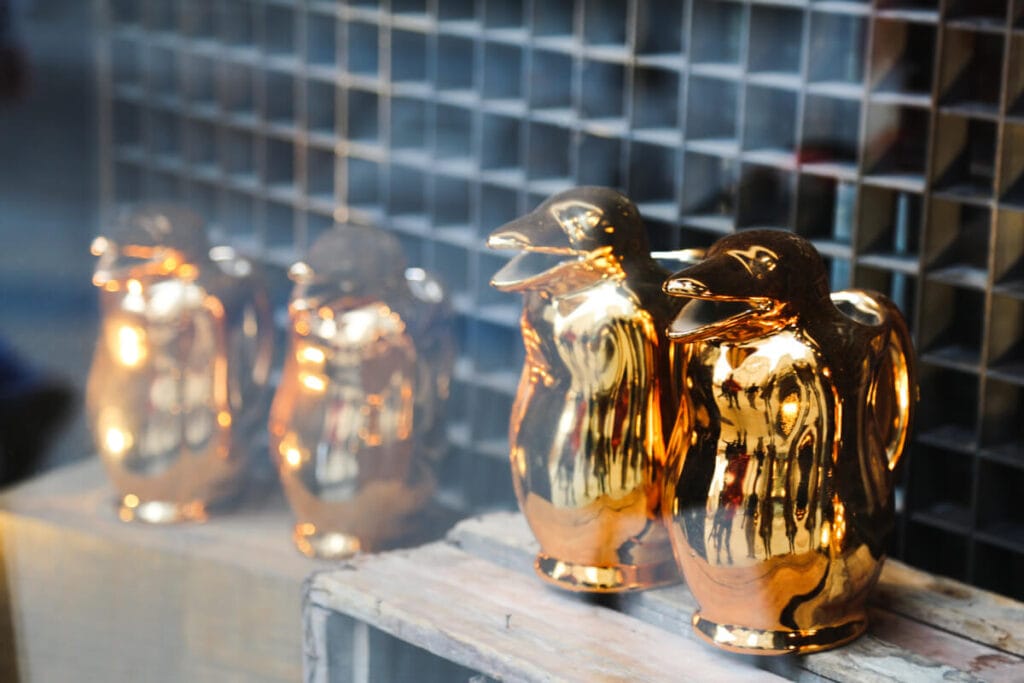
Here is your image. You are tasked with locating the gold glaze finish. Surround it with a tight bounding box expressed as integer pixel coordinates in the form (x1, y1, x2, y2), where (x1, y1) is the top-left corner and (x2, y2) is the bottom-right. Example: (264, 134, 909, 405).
(269, 227, 454, 559)
(662, 229, 916, 654)
(87, 205, 273, 523)
(488, 187, 685, 592)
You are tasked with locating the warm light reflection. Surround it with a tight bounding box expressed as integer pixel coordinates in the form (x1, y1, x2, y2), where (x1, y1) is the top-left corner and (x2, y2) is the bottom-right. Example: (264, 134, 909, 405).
(123, 494, 140, 509)
(511, 446, 527, 477)
(116, 324, 147, 367)
(299, 346, 326, 365)
(779, 393, 799, 434)
(278, 432, 306, 470)
(319, 317, 338, 339)
(780, 397, 798, 419)
(104, 427, 132, 456)
(340, 309, 377, 344)
(832, 494, 846, 544)
(217, 411, 232, 428)
(300, 372, 327, 393)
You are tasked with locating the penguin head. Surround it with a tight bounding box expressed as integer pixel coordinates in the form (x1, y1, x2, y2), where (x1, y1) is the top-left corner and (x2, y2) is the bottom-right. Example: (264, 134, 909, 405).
(91, 204, 211, 286)
(289, 225, 407, 310)
(487, 187, 650, 292)
(664, 229, 831, 342)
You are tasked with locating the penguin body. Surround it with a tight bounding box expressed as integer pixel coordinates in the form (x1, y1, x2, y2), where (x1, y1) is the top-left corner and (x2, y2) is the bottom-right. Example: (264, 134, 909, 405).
(270, 227, 454, 557)
(662, 229, 915, 654)
(489, 187, 682, 592)
(87, 205, 273, 522)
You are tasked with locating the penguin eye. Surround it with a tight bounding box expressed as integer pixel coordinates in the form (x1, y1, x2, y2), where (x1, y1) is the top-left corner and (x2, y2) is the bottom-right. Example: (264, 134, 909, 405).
(725, 246, 779, 279)
(550, 200, 610, 246)
(752, 253, 777, 279)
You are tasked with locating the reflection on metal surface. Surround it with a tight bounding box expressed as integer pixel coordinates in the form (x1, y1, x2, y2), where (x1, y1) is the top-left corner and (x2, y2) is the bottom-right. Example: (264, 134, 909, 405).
(488, 187, 685, 592)
(662, 229, 916, 654)
(269, 227, 455, 559)
(87, 204, 273, 523)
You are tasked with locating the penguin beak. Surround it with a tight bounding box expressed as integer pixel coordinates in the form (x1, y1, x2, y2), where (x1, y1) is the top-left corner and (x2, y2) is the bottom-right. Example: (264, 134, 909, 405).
(664, 277, 707, 297)
(664, 255, 775, 342)
(486, 212, 576, 255)
(487, 211, 582, 291)
(663, 257, 731, 301)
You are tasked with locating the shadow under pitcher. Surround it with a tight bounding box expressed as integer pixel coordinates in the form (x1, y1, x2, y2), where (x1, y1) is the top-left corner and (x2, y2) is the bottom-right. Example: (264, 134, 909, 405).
(488, 187, 687, 592)
(661, 229, 916, 654)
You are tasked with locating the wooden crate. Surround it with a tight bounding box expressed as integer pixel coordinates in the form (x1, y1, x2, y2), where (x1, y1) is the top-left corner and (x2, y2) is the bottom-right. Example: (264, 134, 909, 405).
(305, 511, 1024, 682)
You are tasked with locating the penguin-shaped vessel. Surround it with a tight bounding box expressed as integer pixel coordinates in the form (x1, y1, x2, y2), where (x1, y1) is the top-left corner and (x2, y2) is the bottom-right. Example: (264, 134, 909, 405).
(488, 187, 683, 592)
(87, 204, 274, 523)
(269, 226, 455, 558)
(662, 229, 915, 654)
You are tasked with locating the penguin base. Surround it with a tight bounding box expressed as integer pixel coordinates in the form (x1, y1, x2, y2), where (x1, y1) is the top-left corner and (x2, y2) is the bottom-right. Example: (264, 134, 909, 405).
(691, 612, 867, 656)
(116, 496, 208, 524)
(293, 525, 363, 560)
(534, 553, 679, 593)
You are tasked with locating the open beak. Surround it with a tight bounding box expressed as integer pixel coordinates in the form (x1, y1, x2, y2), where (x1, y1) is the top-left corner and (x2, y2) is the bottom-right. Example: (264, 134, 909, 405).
(663, 257, 773, 342)
(487, 214, 580, 291)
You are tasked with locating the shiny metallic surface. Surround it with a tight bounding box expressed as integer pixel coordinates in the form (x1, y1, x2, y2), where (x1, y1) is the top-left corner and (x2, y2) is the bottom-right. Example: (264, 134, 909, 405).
(488, 187, 685, 592)
(86, 205, 273, 523)
(662, 230, 916, 654)
(269, 227, 455, 559)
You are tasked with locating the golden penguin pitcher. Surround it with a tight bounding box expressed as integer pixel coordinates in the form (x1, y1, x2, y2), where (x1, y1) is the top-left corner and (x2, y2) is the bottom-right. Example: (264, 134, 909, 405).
(269, 227, 455, 559)
(662, 230, 916, 654)
(87, 205, 273, 523)
(488, 187, 685, 592)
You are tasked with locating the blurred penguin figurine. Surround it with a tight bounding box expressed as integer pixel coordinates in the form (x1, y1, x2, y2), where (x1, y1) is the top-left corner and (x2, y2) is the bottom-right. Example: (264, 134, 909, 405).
(487, 187, 683, 592)
(661, 229, 916, 654)
(269, 226, 455, 558)
(87, 204, 274, 523)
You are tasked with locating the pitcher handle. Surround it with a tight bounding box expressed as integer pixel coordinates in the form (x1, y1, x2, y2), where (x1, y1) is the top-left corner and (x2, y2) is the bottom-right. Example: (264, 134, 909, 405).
(210, 245, 275, 410)
(879, 311, 916, 472)
(246, 281, 275, 391)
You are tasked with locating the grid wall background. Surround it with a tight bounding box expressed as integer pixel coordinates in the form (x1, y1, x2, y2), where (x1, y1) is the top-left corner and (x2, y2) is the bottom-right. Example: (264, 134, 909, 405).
(97, 0, 1024, 598)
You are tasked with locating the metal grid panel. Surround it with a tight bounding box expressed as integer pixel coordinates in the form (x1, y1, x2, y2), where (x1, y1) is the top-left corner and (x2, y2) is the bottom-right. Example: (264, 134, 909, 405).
(97, 0, 1024, 598)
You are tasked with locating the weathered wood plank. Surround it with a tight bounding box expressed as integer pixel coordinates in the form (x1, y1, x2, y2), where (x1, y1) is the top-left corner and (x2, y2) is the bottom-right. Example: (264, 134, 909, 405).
(306, 542, 786, 683)
(874, 562, 1024, 658)
(869, 611, 1024, 683)
(448, 512, 1024, 683)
